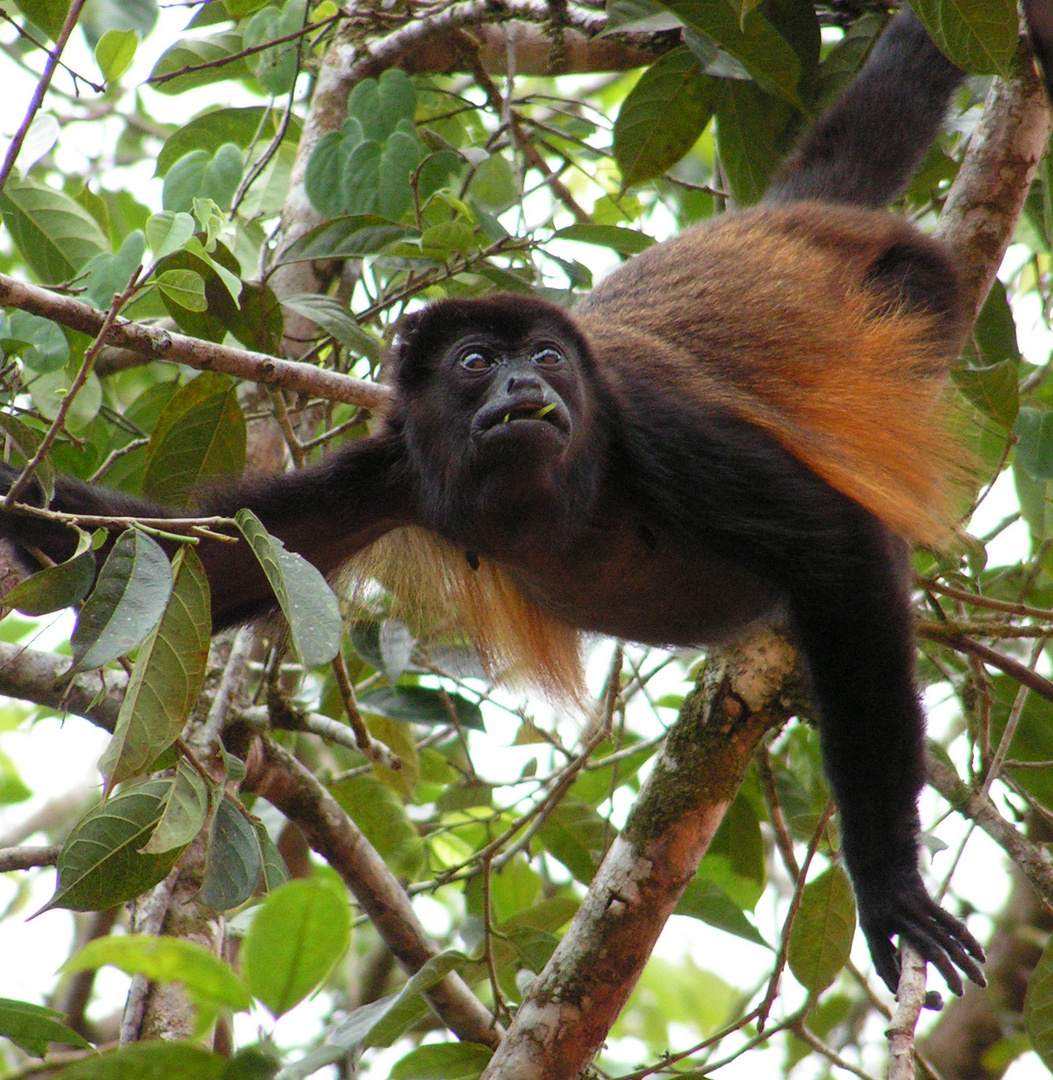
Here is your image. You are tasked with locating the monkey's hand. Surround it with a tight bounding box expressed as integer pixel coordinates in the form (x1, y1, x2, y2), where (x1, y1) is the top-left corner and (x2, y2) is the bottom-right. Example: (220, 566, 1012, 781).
(857, 871, 986, 998)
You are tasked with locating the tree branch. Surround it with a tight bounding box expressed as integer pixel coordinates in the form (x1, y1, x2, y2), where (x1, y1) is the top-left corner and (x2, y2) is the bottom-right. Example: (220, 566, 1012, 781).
(245, 737, 502, 1049)
(479, 629, 800, 1079)
(0, 273, 390, 409)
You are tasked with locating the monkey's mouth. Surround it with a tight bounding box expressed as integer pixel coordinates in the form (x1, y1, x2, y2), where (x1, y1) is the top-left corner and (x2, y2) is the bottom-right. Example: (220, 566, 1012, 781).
(472, 398, 572, 442)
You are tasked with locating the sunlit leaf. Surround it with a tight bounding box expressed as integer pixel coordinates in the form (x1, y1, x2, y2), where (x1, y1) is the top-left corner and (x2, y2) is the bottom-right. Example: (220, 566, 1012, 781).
(64, 934, 251, 1012)
(242, 879, 351, 1016)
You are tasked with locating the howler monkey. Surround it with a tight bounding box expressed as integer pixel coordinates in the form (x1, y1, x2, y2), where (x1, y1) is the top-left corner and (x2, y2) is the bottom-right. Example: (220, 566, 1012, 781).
(3, 8, 1039, 997)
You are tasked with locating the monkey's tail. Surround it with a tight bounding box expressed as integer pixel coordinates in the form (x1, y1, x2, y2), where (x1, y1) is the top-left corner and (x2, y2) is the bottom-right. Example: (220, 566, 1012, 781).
(764, 10, 964, 210)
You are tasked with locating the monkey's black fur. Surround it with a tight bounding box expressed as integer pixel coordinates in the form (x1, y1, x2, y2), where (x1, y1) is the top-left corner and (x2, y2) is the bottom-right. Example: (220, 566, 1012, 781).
(0, 11, 1021, 997)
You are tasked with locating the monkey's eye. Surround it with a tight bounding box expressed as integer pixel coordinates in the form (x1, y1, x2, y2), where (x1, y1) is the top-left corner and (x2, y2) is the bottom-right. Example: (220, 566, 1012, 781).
(531, 348, 564, 369)
(459, 352, 492, 372)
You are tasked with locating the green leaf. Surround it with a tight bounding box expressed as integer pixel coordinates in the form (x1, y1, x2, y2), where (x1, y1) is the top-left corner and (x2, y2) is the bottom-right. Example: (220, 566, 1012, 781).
(48, 1041, 228, 1079)
(141, 759, 212, 854)
(280, 294, 381, 360)
(235, 509, 342, 667)
(553, 224, 656, 256)
(1015, 407, 1053, 482)
(64, 934, 252, 1012)
(536, 799, 611, 885)
(14, 0, 70, 41)
(275, 215, 416, 263)
(336, 952, 465, 1049)
(149, 31, 251, 94)
(0, 997, 91, 1058)
(911, 0, 1018, 76)
(199, 796, 262, 911)
(675, 877, 768, 946)
(162, 144, 244, 213)
(30, 365, 104, 432)
(614, 47, 717, 188)
(1, 534, 95, 616)
(349, 69, 417, 141)
(156, 107, 300, 177)
(98, 547, 210, 786)
(82, 229, 147, 308)
(156, 268, 207, 311)
(143, 372, 246, 507)
(330, 774, 426, 878)
(242, 878, 351, 1016)
(0, 176, 109, 283)
(95, 28, 139, 81)
(1025, 924, 1053, 1069)
(43, 779, 186, 912)
(952, 361, 1019, 430)
(255, 820, 291, 892)
(787, 866, 856, 994)
(390, 1042, 493, 1080)
(358, 686, 484, 730)
(244, 0, 306, 95)
(655, 0, 804, 107)
(4, 308, 70, 372)
(69, 529, 173, 674)
(146, 211, 196, 258)
(0, 414, 53, 502)
(715, 78, 791, 204)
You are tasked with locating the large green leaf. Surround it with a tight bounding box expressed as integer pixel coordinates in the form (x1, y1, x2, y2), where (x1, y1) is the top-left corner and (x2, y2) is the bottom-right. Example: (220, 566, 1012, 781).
(143, 372, 246, 507)
(149, 31, 251, 93)
(787, 867, 856, 994)
(98, 547, 210, 786)
(0, 177, 109, 283)
(655, 0, 804, 107)
(199, 796, 262, 910)
(614, 47, 717, 188)
(1025, 932, 1053, 1070)
(235, 509, 342, 667)
(49, 1042, 228, 1079)
(242, 879, 351, 1017)
(63, 934, 251, 1012)
(42, 779, 186, 912)
(69, 529, 173, 674)
(0, 998, 90, 1058)
(910, 0, 1018, 76)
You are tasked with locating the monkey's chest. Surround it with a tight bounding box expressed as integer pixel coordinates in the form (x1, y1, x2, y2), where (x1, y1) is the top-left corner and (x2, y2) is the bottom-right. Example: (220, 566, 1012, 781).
(499, 522, 782, 648)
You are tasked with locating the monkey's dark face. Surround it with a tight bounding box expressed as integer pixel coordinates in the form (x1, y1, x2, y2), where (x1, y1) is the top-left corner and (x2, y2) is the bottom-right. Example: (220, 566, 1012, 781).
(389, 295, 605, 548)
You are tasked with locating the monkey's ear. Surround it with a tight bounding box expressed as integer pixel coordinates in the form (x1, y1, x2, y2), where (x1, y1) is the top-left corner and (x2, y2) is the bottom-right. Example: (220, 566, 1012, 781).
(385, 310, 425, 383)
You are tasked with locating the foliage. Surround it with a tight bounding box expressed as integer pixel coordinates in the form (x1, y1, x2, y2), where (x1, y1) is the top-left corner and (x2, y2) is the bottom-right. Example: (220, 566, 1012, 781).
(0, 0, 1048, 1078)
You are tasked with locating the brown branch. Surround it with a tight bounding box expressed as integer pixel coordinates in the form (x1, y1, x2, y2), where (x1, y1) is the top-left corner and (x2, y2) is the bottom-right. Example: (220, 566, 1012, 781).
(245, 737, 502, 1048)
(926, 753, 1053, 907)
(479, 629, 799, 1079)
(0, 0, 94, 192)
(887, 943, 928, 1080)
(0, 641, 123, 731)
(0, 273, 390, 409)
(935, 38, 1053, 318)
(0, 844, 60, 871)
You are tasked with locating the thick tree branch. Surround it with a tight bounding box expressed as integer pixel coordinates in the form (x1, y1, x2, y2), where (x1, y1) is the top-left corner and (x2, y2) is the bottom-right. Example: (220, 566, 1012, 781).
(935, 41, 1053, 318)
(479, 629, 799, 1080)
(0, 273, 390, 409)
(246, 738, 502, 1049)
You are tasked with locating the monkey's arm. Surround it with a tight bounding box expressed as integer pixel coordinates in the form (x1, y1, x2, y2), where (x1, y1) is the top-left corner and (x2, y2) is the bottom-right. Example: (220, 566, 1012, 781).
(0, 434, 413, 630)
(624, 400, 983, 993)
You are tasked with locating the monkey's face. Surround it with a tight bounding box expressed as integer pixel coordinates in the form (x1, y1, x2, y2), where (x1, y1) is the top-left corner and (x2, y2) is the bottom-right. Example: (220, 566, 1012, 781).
(390, 295, 601, 547)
